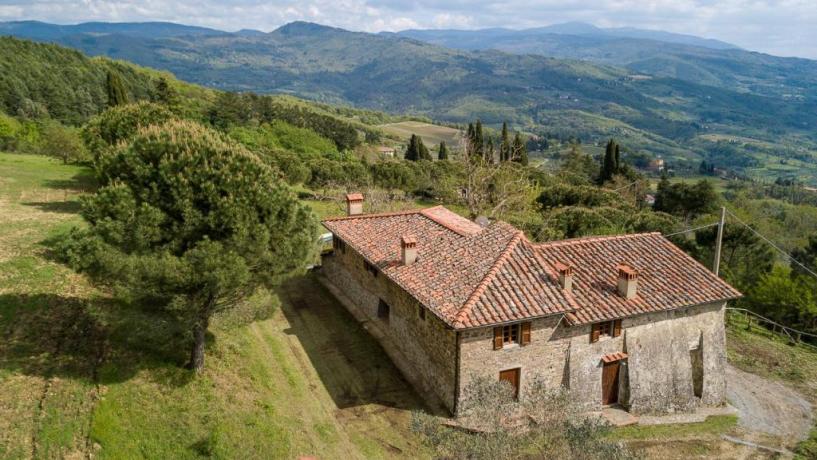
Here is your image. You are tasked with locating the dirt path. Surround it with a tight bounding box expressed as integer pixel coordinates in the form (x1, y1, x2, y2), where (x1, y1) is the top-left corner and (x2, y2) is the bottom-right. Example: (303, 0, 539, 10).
(726, 364, 813, 441)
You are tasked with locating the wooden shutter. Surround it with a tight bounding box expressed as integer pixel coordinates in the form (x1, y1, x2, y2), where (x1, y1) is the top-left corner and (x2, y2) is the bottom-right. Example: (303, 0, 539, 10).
(493, 327, 503, 350)
(590, 324, 600, 343)
(613, 319, 622, 337)
(520, 322, 532, 346)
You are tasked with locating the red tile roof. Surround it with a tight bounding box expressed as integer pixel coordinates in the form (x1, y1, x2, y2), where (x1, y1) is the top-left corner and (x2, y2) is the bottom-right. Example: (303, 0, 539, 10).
(322, 206, 741, 329)
(535, 232, 742, 325)
(601, 352, 628, 363)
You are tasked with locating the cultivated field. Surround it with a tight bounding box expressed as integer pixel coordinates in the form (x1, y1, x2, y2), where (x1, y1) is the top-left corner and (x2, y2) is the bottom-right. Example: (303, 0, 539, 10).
(378, 121, 462, 149)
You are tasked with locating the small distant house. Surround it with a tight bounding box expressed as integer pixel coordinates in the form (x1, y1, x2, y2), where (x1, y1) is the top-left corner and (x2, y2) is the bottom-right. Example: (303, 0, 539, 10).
(319, 194, 741, 415)
(647, 158, 665, 173)
(377, 146, 396, 158)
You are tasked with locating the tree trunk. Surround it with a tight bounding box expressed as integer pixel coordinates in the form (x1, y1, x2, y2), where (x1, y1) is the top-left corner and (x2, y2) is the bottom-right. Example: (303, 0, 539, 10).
(187, 315, 209, 372)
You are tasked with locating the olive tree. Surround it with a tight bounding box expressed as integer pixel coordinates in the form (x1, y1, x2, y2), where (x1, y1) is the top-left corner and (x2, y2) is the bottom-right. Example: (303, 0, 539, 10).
(59, 120, 317, 371)
(411, 375, 635, 460)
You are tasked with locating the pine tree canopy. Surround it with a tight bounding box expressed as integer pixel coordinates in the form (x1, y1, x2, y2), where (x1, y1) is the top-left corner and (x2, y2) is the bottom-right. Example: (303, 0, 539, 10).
(58, 120, 317, 371)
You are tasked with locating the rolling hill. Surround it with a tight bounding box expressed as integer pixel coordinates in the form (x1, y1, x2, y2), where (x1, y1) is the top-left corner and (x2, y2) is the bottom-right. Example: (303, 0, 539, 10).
(2, 20, 817, 181)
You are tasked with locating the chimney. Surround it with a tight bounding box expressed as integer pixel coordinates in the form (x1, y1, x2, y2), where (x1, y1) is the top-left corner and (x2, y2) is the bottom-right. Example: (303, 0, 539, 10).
(401, 235, 417, 265)
(345, 193, 364, 216)
(554, 262, 573, 293)
(617, 264, 638, 299)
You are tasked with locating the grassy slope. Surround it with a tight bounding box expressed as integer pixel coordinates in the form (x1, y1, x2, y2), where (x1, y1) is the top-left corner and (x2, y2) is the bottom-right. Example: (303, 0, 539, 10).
(0, 153, 428, 459)
(3, 153, 817, 458)
(378, 121, 462, 149)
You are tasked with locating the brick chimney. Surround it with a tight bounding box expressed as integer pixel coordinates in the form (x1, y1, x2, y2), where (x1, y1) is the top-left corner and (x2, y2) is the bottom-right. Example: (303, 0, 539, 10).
(617, 264, 638, 299)
(345, 193, 364, 216)
(554, 262, 573, 293)
(401, 235, 417, 265)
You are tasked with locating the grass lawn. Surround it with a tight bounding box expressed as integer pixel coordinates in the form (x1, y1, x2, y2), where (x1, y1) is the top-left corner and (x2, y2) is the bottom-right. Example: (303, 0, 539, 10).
(0, 152, 430, 459)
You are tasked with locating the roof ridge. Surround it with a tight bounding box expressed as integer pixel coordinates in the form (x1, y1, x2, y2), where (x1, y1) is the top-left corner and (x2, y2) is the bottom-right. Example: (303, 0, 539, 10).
(453, 230, 525, 327)
(534, 232, 662, 248)
(419, 206, 479, 236)
(322, 207, 431, 222)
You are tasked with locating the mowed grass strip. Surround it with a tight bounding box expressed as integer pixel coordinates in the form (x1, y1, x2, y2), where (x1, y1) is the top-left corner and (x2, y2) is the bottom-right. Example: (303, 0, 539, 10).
(0, 152, 430, 459)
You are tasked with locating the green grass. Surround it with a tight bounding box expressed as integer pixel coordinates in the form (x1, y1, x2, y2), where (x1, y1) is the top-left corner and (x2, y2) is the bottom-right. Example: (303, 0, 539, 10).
(610, 415, 738, 441)
(0, 152, 430, 459)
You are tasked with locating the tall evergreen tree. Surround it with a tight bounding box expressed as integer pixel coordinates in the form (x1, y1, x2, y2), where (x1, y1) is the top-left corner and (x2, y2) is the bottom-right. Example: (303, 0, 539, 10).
(438, 141, 448, 160)
(499, 121, 511, 162)
(153, 76, 180, 112)
(405, 134, 419, 161)
(511, 132, 528, 166)
(105, 70, 129, 107)
(599, 138, 619, 183)
(472, 119, 484, 159)
(417, 136, 431, 160)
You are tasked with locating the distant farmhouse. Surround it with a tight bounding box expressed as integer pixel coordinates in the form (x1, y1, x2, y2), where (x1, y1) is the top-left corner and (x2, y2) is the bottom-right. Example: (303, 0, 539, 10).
(377, 146, 396, 158)
(320, 194, 741, 415)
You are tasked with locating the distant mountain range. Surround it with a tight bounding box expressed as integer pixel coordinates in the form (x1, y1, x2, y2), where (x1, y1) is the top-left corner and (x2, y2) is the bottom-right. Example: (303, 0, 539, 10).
(397, 22, 739, 51)
(1, 19, 816, 181)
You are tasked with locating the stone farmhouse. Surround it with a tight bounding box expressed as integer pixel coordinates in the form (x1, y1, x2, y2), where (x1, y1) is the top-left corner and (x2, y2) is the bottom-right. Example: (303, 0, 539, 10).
(320, 194, 741, 415)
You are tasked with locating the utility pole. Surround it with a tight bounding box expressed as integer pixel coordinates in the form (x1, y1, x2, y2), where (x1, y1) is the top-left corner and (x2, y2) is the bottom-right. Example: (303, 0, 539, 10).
(713, 206, 726, 275)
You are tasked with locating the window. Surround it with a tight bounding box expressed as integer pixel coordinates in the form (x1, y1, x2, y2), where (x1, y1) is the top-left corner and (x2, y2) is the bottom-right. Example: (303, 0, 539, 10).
(333, 237, 346, 253)
(418, 305, 426, 321)
(378, 299, 390, 321)
(363, 260, 378, 277)
(590, 319, 622, 343)
(503, 324, 519, 345)
(493, 322, 532, 349)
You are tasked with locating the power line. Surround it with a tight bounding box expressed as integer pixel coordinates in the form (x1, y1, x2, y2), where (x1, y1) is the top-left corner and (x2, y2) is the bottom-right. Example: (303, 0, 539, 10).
(663, 222, 719, 237)
(724, 208, 817, 282)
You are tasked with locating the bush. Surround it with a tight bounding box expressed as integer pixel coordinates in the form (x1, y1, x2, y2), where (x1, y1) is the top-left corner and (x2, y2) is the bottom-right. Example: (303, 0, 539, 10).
(411, 376, 634, 460)
(40, 121, 88, 164)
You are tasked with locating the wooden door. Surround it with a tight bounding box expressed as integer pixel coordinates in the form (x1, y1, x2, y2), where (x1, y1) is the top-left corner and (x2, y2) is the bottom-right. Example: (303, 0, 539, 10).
(602, 361, 620, 405)
(499, 368, 520, 399)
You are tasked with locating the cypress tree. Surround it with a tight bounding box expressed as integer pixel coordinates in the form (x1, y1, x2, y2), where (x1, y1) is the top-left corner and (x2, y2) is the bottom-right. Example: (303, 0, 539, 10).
(405, 134, 419, 161)
(474, 119, 484, 159)
(614, 143, 621, 172)
(154, 76, 180, 112)
(511, 132, 528, 166)
(600, 138, 618, 183)
(438, 141, 448, 160)
(500, 121, 511, 162)
(105, 70, 129, 107)
(418, 136, 431, 160)
(486, 136, 495, 163)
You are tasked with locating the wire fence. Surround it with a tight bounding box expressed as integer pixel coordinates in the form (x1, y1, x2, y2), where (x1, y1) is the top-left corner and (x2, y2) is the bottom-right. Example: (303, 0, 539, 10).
(726, 307, 817, 351)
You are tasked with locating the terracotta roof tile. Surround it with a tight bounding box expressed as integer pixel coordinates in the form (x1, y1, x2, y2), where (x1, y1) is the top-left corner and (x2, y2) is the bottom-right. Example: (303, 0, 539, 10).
(322, 207, 741, 330)
(535, 232, 742, 325)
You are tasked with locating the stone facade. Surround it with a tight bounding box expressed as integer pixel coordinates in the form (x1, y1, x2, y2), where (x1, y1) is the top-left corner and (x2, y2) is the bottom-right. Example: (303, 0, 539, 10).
(321, 245, 459, 412)
(322, 242, 728, 416)
(458, 301, 727, 414)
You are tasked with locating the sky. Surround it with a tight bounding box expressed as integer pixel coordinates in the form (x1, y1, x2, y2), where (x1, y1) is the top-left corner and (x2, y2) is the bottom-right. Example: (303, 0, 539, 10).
(1, 0, 816, 59)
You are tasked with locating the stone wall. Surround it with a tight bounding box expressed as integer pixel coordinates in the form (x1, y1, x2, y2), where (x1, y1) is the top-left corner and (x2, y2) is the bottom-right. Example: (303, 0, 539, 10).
(321, 245, 459, 412)
(458, 315, 569, 407)
(458, 302, 727, 414)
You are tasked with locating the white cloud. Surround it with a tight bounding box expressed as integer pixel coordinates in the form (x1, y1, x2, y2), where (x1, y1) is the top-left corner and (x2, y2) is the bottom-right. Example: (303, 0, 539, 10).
(0, 0, 815, 57)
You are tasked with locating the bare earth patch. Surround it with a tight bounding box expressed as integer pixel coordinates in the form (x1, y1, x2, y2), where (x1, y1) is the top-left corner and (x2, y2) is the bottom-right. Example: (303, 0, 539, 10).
(727, 364, 813, 441)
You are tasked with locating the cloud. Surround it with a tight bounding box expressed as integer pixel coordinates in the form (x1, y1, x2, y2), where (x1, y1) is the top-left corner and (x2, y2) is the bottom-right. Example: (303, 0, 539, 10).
(0, 0, 815, 58)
